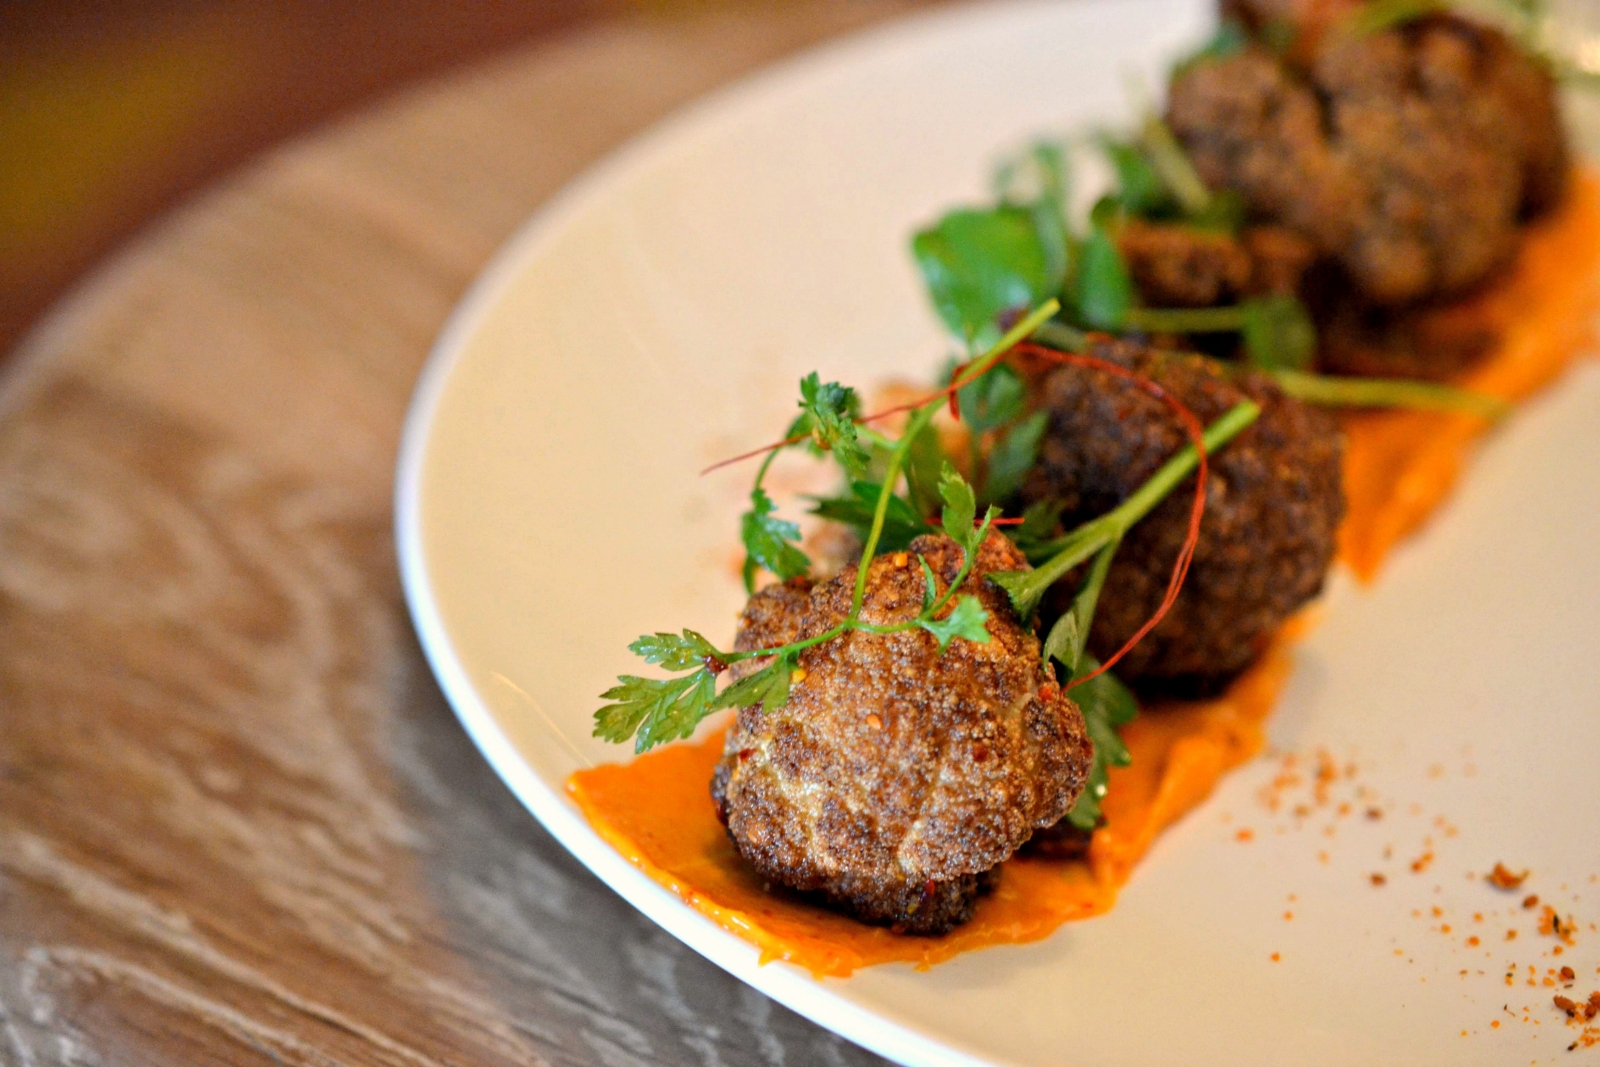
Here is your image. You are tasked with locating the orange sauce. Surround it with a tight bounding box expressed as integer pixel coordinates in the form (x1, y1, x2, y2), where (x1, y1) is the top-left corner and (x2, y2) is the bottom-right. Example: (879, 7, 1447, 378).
(567, 172, 1600, 978)
(1338, 172, 1600, 580)
(568, 622, 1298, 978)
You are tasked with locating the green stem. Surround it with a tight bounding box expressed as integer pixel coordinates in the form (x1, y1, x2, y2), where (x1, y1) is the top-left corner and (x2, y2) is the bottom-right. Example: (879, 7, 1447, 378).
(1032, 399, 1260, 559)
(1266, 369, 1510, 421)
(852, 403, 939, 614)
(958, 300, 1063, 389)
(752, 444, 781, 492)
(857, 424, 899, 451)
(1124, 305, 1245, 334)
(1105, 399, 1258, 531)
(926, 511, 995, 617)
(729, 621, 850, 663)
(1018, 520, 1121, 607)
(1140, 113, 1211, 215)
(850, 299, 1061, 615)
(1007, 399, 1259, 618)
(1032, 320, 1089, 353)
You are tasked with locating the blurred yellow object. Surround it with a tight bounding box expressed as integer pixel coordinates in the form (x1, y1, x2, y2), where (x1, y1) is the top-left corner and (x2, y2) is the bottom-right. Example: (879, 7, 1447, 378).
(0, 17, 244, 266)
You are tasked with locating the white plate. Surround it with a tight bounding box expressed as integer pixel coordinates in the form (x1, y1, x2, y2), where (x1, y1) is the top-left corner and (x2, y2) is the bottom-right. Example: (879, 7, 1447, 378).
(396, 2, 1600, 1063)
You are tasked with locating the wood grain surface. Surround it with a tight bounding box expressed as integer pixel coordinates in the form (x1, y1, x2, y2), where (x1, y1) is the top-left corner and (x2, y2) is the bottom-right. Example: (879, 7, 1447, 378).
(0, 6, 928, 1063)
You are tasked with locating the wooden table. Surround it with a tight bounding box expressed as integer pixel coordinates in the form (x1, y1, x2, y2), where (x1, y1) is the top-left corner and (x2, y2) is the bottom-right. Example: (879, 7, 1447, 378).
(0, 5, 926, 1063)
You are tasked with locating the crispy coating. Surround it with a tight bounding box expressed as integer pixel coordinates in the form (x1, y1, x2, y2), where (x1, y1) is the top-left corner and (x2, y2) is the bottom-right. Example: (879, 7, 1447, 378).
(1316, 292, 1500, 381)
(1022, 339, 1344, 687)
(710, 534, 1092, 933)
(1119, 220, 1252, 308)
(1167, 14, 1566, 308)
(1119, 221, 1316, 308)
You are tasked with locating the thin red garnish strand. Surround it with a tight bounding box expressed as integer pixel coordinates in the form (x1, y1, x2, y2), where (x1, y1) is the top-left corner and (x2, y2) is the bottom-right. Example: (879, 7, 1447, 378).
(699, 431, 811, 475)
(1006, 343, 1211, 690)
(700, 355, 1000, 476)
(947, 360, 971, 420)
(697, 337, 1216, 691)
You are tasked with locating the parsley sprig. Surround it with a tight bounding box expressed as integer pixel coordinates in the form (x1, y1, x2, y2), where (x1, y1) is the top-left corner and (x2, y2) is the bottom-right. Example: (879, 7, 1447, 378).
(596, 302, 1059, 753)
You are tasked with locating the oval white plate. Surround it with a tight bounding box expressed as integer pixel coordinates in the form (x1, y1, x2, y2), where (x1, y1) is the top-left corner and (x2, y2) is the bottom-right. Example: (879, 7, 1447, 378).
(396, 2, 1600, 1063)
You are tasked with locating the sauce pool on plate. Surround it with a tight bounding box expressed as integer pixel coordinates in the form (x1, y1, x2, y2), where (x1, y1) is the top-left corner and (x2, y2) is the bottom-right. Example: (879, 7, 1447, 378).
(566, 173, 1600, 978)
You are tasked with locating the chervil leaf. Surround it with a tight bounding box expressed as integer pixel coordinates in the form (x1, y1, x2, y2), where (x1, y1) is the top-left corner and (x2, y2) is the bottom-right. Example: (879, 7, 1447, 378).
(937, 463, 977, 550)
(1099, 138, 1168, 217)
(918, 555, 940, 614)
(1187, 189, 1246, 233)
(903, 418, 949, 521)
(981, 410, 1048, 505)
(1242, 293, 1316, 371)
(740, 487, 810, 593)
(913, 206, 1062, 350)
(811, 481, 931, 553)
(917, 594, 991, 653)
(1012, 499, 1065, 558)
(711, 654, 794, 713)
(798, 373, 870, 477)
(994, 139, 1071, 219)
(1074, 225, 1132, 331)
(1040, 536, 1119, 677)
(595, 669, 718, 754)
(954, 360, 1028, 437)
(628, 629, 719, 672)
(1064, 660, 1139, 830)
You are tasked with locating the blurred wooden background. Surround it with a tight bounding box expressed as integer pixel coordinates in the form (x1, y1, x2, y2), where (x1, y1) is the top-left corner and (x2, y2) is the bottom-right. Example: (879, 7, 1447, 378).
(0, 4, 950, 1064)
(0, 0, 830, 357)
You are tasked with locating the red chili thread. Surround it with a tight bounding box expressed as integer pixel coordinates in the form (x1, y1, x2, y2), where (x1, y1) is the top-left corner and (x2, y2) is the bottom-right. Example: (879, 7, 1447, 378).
(696, 341, 1215, 688)
(1006, 343, 1211, 690)
(947, 360, 970, 420)
(700, 352, 1012, 476)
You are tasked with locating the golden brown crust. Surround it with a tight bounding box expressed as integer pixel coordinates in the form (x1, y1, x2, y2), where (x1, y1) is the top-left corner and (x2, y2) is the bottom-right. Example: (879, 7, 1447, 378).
(1167, 14, 1566, 309)
(1022, 339, 1344, 687)
(711, 534, 1092, 934)
(1118, 221, 1317, 310)
(1118, 221, 1253, 308)
(1315, 291, 1501, 381)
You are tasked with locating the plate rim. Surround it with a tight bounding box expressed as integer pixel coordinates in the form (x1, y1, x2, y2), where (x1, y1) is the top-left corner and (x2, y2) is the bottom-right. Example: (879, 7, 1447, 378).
(389, 3, 1141, 1064)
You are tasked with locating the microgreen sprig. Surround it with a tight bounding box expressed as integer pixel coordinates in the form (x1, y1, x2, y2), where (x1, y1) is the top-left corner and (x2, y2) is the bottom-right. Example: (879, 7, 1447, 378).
(992, 399, 1259, 618)
(596, 302, 1060, 753)
(1034, 313, 1506, 420)
(1264, 368, 1511, 420)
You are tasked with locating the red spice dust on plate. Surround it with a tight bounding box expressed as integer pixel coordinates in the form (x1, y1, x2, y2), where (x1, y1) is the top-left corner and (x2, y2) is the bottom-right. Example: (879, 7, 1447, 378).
(1489, 862, 1531, 890)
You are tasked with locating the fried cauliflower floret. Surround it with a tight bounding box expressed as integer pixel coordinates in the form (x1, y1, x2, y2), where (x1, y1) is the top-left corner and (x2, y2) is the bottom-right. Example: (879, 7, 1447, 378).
(1167, 14, 1566, 308)
(1022, 339, 1344, 689)
(710, 533, 1092, 934)
(1315, 290, 1503, 380)
(1119, 221, 1316, 308)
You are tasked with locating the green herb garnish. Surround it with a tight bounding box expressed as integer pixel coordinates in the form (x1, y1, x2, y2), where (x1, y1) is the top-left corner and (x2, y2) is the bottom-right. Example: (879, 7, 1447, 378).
(1076, 224, 1135, 330)
(912, 208, 1064, 350)
(1241, 293, 1317, 371)
(1264, 369, 1511, 419)
(595, 302, 1060, 752)
(993, 399, 1261, 613)
(1064, 659, 1139, 829)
